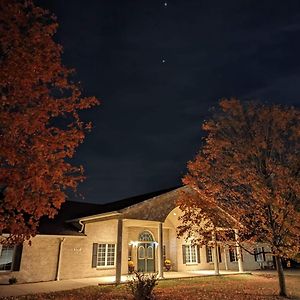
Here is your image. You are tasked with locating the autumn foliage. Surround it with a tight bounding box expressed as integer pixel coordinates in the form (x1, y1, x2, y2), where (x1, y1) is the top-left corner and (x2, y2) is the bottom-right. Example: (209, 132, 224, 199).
(0, 0, 99, 243)
(178, 99, 300, 296)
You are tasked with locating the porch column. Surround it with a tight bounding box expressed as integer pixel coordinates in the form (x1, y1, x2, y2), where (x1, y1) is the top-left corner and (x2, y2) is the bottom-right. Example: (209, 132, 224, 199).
(212, 231, 219, 275)
(234, 229, 244, 273)
(56, 237, 65, 281)
(158, 222, 164, 278)
(116, 219, 123, 285)
(223, 245, 229, 271)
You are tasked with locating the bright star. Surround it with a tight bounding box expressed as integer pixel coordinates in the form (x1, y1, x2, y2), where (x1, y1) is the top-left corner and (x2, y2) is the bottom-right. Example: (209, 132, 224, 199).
(164, 2, 168, 7)
(162, 59, 166, 63)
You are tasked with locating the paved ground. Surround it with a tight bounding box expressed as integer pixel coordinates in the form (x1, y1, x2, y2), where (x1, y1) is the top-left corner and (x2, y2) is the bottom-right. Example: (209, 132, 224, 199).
(1, 269, 299, 298)
(0, 270, 240, 298)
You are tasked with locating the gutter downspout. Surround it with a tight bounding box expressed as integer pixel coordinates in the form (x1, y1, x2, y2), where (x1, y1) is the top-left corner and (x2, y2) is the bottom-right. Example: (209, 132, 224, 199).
(79, 220, 85, 233)
(56, 237, 65, 281)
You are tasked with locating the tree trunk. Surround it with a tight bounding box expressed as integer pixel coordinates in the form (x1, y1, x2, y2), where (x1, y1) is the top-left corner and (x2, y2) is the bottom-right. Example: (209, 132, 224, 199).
(275, 256, 287, 297)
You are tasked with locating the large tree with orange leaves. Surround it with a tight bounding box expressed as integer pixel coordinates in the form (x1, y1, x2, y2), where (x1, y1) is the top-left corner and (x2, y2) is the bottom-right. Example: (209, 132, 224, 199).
(179, 99, 300, 296)
(0, 0, 99, 244)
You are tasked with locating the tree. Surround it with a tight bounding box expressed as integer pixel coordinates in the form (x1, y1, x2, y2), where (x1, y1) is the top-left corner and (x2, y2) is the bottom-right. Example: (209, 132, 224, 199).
(0, 0, 99, 244)
(178, 99, 300, 297)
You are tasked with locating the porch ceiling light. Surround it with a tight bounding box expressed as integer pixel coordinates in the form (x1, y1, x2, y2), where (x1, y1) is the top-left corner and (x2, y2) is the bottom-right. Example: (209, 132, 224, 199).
(129, 241, 139, 247)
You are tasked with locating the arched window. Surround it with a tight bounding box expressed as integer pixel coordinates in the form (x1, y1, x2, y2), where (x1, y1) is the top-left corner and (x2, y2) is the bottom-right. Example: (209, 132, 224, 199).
(138, 231, 154, 242)
(138, 246, 145, 259)
(147, 246, 154, 259)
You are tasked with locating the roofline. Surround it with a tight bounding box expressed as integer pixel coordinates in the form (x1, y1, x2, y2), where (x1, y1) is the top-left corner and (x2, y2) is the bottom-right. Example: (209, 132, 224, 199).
(36, 234, 87, 238)
(66, 211, 121, 223)
(120, 186, 183, 213)
(66, 187, 182, 223)
(190, 185, 241, 226)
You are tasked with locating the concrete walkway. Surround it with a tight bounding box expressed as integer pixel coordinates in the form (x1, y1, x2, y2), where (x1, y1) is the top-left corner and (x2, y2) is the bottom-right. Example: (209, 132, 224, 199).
(0, 270, 242, 298)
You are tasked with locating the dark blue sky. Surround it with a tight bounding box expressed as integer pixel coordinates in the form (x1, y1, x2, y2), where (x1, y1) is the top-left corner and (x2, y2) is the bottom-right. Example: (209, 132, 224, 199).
(38, 0, 300, 204)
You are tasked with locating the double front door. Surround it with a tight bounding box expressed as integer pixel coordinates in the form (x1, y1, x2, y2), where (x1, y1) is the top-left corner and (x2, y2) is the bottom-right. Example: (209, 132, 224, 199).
(137, 242, 155, 272)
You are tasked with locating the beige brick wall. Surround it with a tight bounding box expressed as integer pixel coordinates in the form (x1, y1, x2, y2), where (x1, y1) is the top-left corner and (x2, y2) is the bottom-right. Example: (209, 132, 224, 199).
(0, 217, 274, 284)
(0, 236, 60, 284)
(59, 219, 119, 280)
(0, 219, 121, 283)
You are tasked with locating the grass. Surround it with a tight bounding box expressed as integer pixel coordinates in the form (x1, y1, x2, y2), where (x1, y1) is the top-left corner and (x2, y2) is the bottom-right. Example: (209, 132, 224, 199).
(1, 274, 299, 300)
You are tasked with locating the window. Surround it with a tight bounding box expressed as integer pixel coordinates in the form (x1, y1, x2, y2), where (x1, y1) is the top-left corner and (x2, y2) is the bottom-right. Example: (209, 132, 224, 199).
(138, 231, 154, 242)
(229, 247, 238, 262)
(0, 245, 14, 271)
(184, 245, 198, 264)
(206, 246, 213, 263)
(138, 246, 145, 259)
(97, 244, 116, 267)
(147, 245, 154, 259)
(254, 247, 265, 262)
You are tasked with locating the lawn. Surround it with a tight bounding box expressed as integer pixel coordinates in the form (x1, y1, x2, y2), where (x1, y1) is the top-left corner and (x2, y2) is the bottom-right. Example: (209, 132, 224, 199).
(1, 274, 299, 300)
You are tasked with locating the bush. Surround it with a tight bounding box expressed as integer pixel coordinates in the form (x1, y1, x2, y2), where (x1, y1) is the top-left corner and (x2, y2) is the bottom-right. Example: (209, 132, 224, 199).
(128, 260, 135, 273)
(164, 259, 172, 271)
(8, 276, 17, 285)
(128, 271, 158, 300)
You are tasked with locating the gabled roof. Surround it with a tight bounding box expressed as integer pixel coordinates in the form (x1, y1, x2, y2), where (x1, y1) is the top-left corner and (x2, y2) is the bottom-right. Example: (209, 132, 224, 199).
(38, 186, 180, 235)
(38, 201, 104, 236)
(37, 185, 238, 236)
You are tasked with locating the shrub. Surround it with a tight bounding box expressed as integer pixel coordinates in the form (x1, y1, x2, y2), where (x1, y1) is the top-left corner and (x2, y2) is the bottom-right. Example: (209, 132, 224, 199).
(8, 277, 17, 284)
(128, 271, 158, 300)
(164, 259, 172, 271)
(128, 260, 135, 273)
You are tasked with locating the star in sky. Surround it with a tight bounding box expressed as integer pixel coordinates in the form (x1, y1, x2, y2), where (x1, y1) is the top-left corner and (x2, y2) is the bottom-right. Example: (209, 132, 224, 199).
(162, 58, 166, 63)
(164, 2, 168, 7)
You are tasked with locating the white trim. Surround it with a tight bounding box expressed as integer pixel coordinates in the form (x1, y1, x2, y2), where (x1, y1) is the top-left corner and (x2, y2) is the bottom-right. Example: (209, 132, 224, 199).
(96, 243, 116, 268)
(184, 244, 198, 264)
(0, 245, 14, 272)
(67, 211, 121, 223)
(35, 234, 86, 238)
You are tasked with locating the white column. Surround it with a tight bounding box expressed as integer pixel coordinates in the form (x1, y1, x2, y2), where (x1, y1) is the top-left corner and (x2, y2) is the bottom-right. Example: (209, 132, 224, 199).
(116, 219, 123, 284)
(212, 231, 219, 275)
(56, 237, 65, 281)
(234, 229, 244, 273)
(158, 222, 164, 278)
(223, 245, 229, 271)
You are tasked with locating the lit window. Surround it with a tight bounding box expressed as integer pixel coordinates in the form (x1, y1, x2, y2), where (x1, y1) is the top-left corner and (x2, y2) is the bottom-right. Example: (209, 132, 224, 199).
(0, 245, 14, 271)
(138, 231, 154, 242)
(97, 244, 116, 267)
(138, 246, 145, 259)
(184, 245, 198, 264)
(147, 245, 153, 259)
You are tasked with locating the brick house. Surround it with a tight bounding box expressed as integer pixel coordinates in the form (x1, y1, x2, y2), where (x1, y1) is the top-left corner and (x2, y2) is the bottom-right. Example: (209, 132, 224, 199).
(0, 186, 273, 283)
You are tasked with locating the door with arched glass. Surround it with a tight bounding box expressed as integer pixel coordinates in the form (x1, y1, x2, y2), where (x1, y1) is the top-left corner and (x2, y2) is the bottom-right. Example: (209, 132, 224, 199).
(137, 231, 155, 272)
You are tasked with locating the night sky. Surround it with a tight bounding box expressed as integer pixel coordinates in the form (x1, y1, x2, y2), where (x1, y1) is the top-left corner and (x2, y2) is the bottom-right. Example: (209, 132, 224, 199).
(37, 0, 300, 204)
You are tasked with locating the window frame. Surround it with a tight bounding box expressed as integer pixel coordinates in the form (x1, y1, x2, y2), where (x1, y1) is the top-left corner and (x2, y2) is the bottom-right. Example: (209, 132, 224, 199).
(254, 247, 265, 262)
(206, 246, 213, 263)
(96, 243, 116, 268)
(229, 247, 238, 262)
(184, 245, 198, 265)
(0, 245, 15, 272)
